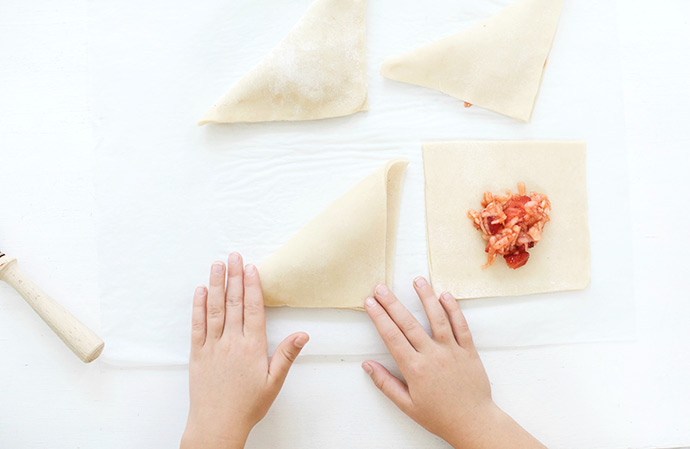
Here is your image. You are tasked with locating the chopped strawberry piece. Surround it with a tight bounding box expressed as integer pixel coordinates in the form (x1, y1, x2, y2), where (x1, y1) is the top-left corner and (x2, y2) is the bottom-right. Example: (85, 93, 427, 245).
(504, 251, 530, 269)
(485, 216, 502, 234)
(504, 196, 531, 222)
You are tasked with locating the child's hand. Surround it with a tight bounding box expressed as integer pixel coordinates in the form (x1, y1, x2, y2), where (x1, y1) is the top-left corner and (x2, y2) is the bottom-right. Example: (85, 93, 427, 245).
(363, 278, 546, 449)
(181, 253, 308, 449)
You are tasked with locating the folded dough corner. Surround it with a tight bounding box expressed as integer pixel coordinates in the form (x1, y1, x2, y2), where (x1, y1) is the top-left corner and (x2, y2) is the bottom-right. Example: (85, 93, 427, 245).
(381, 0, 563, 122)
(259, 159, 408, 310)
(199, 0, 368, 125)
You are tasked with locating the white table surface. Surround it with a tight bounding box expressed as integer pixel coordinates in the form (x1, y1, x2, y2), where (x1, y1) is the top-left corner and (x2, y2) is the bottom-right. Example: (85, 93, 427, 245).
(1, 0, 689, 448)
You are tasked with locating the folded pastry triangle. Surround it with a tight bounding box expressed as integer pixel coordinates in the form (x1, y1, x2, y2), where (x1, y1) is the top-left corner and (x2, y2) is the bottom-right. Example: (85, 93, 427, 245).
(381, 0, 563, 122)
(260, 159, 408, 309)
(199, 0, 369, 125)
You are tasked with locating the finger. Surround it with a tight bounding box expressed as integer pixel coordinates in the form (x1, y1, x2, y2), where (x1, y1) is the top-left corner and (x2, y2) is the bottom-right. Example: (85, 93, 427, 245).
(365, 296, 416, 362)
(374, 284, 430, 351)
(268, 332, 309, 390)
(362, 360, 412, 413)
(243, 264, 267, 340)
(413, 277, 453, 344)
(222, 252, 244, 338)
(191, 286, 207, 351)
(206, 261, 227, 340)
(440, 292, 475, 350)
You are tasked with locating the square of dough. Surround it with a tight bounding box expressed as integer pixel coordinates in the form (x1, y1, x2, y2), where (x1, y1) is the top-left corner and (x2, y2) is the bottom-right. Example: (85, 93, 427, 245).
(423, 141, 590, 299)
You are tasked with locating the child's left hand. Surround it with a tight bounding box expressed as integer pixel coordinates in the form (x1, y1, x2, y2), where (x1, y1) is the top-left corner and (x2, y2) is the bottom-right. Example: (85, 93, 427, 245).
(180, 253, 309, 449)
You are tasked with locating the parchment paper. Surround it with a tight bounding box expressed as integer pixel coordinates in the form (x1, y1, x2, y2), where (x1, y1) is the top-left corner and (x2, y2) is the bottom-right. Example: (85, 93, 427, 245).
(91, 0, 634, 365)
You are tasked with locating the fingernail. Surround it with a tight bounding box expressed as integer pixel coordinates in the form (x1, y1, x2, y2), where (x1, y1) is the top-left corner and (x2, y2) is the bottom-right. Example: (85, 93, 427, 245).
(245, 264, 256, 275)
(228, 252, 240, 265)
(362, 362, 373, 375)
(212, 262, 224, 274)
(365, 297, 377, 308)
(294, 334, 308, 348)
(375, 284, 388, 296)
(441, 292, 454, 302)
(195, 286, 206, 297)
(414, 277, 428, 288)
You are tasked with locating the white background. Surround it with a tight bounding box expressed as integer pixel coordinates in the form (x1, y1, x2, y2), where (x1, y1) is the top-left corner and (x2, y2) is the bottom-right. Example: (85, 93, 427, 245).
(1, 0, 689, 448)
(91, 0, 634, 365)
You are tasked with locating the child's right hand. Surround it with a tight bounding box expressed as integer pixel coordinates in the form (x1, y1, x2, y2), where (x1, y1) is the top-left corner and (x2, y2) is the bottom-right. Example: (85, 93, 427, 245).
(363, 278, 546, 449)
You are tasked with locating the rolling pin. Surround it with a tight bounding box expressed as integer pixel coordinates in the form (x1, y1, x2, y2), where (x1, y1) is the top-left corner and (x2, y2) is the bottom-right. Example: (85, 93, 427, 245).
(0, 252, 104, 363)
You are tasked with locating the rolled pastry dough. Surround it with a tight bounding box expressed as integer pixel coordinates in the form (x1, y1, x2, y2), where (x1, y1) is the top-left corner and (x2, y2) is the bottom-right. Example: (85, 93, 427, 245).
(381, 0, 563, 122)
(423, 141, 590, 299)
(199, 0, 368, 125)
(260, 159, 408, 309)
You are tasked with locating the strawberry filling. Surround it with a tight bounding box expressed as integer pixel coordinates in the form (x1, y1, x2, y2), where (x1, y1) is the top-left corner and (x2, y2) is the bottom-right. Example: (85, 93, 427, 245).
(504, 248, 530, 269)
(467, 183, 551, 269)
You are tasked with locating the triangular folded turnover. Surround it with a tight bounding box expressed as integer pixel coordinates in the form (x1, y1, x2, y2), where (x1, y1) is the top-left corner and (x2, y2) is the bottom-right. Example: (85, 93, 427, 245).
(381, 0, 563, 122)
(200, 0, 368, 125)
(260, 159, 408, 309)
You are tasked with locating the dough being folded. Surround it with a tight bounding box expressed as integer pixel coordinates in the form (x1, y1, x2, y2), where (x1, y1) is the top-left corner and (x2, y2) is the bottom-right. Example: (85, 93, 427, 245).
(199, 0, 368, 125)
(423, 142, 590, 299)
(260, 159, 408, 309)
(381, 0, 563, 122)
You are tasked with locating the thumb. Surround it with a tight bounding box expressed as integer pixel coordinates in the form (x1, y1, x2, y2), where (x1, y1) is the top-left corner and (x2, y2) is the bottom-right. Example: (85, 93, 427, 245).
(362, 360, 412, 413)
(268, 332, 309, 388)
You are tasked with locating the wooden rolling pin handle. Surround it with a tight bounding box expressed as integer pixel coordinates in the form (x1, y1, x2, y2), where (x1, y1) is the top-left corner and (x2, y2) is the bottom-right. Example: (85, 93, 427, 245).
(0, 255, 104, 363)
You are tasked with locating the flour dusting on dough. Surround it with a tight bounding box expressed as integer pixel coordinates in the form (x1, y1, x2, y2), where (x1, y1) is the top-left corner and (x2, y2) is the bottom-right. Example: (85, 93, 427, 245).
(200, 0, 368, 124)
